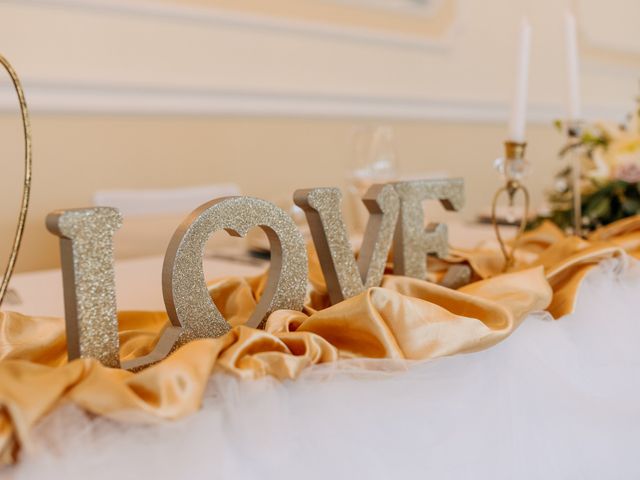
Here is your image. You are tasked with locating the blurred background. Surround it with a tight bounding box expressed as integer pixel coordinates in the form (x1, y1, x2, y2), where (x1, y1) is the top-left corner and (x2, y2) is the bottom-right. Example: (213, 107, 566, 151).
(0, 0, 638, 271)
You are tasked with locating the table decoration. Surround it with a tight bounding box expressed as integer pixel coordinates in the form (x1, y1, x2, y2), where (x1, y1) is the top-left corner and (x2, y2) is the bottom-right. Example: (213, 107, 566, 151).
(564, 10, 581, 124)
(11, 256, 640, 480)
(491, 142, 530, 271)
(294, 184, 400, 304)
(507, 17, 531, 145)
(567, 121, 584, 236)
(391, 178, 464, 279)
(529, 9, 585, 236)
(529, 98, 640, 233)
(561, 9, 583, 236)
(45, 208, 123, 368)
(491, 18, 531, 271)
(45, 178, 463, 370)
(2, 214, 640, 468)
(527, 10, 638, 236)
(0, 54, 32, 307)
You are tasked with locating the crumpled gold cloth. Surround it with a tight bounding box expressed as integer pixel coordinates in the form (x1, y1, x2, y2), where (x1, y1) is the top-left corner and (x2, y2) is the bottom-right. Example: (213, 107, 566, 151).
(1, 217, 639, 465)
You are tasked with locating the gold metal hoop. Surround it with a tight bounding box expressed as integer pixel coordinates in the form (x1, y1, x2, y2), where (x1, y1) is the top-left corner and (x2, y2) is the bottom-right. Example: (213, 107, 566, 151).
(0, 54, 32, 306)
(491, 180, 530, 272)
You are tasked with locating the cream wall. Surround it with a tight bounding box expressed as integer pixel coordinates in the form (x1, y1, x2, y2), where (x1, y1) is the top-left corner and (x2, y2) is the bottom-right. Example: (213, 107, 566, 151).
(0, 0, 638, 272)
(0, 116, 563, 272)
(1, 0, 637, 116)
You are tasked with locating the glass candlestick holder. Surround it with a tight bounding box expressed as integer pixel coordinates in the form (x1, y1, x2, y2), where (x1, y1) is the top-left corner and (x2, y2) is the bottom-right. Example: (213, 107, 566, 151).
(565, 121, 584, 237)
(492, 141, 531, 271)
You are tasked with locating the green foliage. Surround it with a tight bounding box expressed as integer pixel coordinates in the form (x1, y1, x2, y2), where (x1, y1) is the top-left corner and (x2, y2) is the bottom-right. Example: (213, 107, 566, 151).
(529, 179, 640, 232)
(530, 105, 640, 232)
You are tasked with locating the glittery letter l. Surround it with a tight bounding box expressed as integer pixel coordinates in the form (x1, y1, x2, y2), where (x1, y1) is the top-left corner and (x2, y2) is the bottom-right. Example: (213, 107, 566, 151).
(46, 207, 122, 368)
(393, 179, 465, 280)
(294, 184, 399, 304)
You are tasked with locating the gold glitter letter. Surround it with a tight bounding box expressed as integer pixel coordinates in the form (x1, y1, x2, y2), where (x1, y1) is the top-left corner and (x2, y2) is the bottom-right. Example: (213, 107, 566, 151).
(154, 197, 308, 360)
(393, 179, 465, 280)
(294, 184, 399, 304)
(46, 207, 122, 368)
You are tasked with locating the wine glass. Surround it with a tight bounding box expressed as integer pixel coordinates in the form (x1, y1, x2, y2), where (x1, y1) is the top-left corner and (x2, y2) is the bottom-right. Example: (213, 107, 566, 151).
(346, 125, 398, 233)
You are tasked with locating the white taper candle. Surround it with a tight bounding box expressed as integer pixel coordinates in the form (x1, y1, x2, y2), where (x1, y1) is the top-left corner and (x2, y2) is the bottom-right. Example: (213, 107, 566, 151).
(564, 10, 581, 121)
(508, 17, 532, 143)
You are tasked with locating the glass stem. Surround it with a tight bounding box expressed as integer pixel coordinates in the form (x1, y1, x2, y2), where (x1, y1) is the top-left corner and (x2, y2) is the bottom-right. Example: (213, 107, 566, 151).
(572, 147, 582, 237)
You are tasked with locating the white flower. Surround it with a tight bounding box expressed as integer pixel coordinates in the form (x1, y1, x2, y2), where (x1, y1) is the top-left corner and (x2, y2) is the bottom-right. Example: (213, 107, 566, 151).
(593, 115, 640, 182)
(589, 147, 612, 179)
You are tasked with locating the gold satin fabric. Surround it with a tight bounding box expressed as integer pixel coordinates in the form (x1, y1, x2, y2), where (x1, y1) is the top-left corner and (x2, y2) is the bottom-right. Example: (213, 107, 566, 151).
(1, 217, 640, 465)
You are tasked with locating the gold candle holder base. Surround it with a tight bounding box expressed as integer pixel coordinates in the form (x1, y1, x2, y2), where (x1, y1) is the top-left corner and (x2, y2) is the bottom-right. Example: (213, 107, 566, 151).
(491, 141, 530, 272)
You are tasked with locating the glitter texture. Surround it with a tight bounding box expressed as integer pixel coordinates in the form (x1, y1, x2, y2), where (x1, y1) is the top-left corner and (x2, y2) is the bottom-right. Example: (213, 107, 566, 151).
(163, 196, 308, 349)
(359, 184, 401, 289)
(393, 179, 465, 280)
(294, 184, 399, 304)
(46, 207, 122, 368)
(440, 264, 472, 289)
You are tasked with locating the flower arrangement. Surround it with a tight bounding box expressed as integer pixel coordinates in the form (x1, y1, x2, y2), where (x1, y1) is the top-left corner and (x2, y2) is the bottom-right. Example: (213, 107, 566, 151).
(530, 99, 640, 232)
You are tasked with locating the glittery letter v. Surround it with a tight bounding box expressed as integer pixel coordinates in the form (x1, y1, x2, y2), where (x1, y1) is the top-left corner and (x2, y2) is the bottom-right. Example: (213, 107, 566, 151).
(294, 184, 399, 304)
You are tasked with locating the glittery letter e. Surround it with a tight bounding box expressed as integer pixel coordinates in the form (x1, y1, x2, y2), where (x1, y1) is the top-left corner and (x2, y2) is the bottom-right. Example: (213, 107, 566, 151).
(393, 179, 465, 280)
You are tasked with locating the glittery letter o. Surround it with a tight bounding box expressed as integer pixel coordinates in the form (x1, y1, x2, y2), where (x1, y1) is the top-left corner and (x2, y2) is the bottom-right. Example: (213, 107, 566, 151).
(134, 197, 308, 366)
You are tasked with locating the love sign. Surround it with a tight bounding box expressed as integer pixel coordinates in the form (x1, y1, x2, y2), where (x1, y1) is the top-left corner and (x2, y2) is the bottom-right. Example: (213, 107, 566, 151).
(46, 178, 464, 370)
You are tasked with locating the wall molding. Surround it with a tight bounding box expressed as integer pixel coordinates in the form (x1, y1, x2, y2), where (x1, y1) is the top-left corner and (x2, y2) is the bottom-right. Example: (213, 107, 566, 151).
(0, 0, 631, 122)
(323, 0, 446, 18)
(10, 0, 462, 50)
(0, 80, 628, 123)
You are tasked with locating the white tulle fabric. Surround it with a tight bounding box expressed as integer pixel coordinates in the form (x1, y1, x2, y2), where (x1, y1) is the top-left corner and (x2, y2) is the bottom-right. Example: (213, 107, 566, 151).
(10, 257, 640, 480)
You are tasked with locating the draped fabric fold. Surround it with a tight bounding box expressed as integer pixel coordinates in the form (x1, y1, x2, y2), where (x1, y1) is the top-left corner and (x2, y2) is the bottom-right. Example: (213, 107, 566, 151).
(1, 216, 640, 465)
